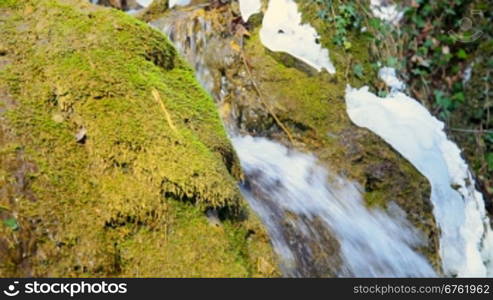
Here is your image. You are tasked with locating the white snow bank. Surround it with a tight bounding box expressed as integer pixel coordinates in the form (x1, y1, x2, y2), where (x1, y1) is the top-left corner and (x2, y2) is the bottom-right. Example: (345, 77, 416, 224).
(259, 0, 335, 73)
(239, 0, 262, 22)
(345, 86, 493, 277)
(168, 0, 191, 8)
(370, 0, 403, 25)
(378, 67, 405, 92)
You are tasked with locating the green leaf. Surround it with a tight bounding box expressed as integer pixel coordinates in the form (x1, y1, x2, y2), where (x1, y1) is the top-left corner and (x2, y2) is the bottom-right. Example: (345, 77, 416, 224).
(386, 57, 398, 67)
(434, 90, 453, 111)
(353, 64, 364, 79)
(369, 18, 382, 30)
(344, 40, 352, 50)
(378, 90, 388, 98)
(3, 218, 19, 231)
(457, 49, 468, 60)
(452, 92, 465, 102)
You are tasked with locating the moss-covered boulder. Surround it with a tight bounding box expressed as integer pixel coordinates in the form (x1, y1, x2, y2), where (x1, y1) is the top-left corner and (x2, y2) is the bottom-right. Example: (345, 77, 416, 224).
(0, 0, 278, 277)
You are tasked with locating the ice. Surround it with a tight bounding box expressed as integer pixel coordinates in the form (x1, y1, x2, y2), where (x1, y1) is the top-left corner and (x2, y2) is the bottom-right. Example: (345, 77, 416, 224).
(239, 0, 262, 22)
(259, 0, 335, 73)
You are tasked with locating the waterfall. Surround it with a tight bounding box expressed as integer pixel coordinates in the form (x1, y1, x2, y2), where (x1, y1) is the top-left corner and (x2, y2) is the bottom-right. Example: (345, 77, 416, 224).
(233, 135, 435, 277)
(169, 0, 191, 8)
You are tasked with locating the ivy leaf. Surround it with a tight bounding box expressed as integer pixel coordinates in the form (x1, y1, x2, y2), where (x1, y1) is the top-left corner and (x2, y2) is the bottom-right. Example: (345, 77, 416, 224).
(344, 40, 352, 50)
(3, 218, 19, 231)
(452, 92, 465, 102)
(434, 90, 453, 111)
(457, 49, 468, 60)
(353, 64, 364, 79)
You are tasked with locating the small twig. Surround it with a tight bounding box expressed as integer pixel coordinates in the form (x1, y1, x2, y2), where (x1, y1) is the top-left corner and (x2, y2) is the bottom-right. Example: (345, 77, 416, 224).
(239, 40, 295, 145)
(345, 56, 352, 81)
(152, 88, 179, 134)
(447, 128, 493, 134)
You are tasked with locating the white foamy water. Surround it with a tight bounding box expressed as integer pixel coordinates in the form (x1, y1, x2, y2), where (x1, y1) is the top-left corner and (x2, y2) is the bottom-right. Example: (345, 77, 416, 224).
(345, 86, 493, 277)
(233, 135, 436, 277)
(259, 0, 335, 73)
(136, 0, 153, 7)
(169, 0, 191, 8)
(153, 11, 214, 93)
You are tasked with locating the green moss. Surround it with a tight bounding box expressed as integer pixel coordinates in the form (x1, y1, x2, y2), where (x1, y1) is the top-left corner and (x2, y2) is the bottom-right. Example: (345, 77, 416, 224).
(107, 200, 276, 277)
(246, 37, 346, 136)
(0, 0, 278, 277)
(364, 190, 387, 207)
(0, 0, 17, 8)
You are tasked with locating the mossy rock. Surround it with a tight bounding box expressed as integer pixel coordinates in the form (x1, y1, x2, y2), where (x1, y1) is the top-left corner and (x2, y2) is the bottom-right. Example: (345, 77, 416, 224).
(0, 0, 278, 277)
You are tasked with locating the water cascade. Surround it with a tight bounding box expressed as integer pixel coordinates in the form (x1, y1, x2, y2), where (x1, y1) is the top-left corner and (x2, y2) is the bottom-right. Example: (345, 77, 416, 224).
(233, 135, 435, 276)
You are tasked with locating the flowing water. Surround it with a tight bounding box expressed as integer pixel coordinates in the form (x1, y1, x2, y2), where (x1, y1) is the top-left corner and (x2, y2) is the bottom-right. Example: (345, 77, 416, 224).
(233, 135, 435, 277)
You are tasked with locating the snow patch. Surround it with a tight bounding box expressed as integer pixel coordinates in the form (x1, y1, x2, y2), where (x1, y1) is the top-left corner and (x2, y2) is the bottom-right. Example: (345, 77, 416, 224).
(370, 0, 403, 25)
(345, 86, 493, 277)
(463, 64, 473, 84)
(239, 0, 262, 22)
(379, 67, 405, 92)
(259, 0, 335, 73)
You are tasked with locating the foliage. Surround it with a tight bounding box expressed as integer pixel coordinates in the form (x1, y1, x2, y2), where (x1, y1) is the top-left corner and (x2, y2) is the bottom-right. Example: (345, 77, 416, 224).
(311, 0, 493, 196)
(401, 0, 493, 192)
(314, 0, 363, 49)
